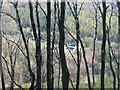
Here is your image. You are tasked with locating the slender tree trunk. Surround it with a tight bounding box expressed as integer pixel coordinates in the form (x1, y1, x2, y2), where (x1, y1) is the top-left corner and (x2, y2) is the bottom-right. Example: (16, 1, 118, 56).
(92, 4, 98, 89)
(67, 1, 91, 90)
(14, 2, 35, 89)
(101, 2, 106, 90)
(29, 1, 43, 89)
(10, 56, 14, 90)
(75, 2, 81, 90)
(0, 1, 5, 90)
(35, 1, 42, 89)
(59, 1, 70, 89)
(108, 31, 116, 90)
(78, 36, 91, 90)
(47, 0, 53, 89)
(107, 5, 116, 90)
(10, 68, 14, 90)
(57, 2, 61, 89)
(51, 1, 57, 88)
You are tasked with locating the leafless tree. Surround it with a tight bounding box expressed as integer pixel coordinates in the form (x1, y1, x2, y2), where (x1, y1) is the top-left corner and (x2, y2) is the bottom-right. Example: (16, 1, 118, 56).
(59, 1, 70, 89)
(29, 1, 43, 89)
(107, 4, 116, 90)
(46, 0, 54, 89)
(92, 3, 98, 89)
(101, 1, 107, 90)
(9, 1, 35, 89)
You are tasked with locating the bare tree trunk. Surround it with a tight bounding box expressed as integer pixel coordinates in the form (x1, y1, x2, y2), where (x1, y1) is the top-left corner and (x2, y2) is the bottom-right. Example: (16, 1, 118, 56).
(74, 2, 80, 90)
(108, 30, 116, 90)
(0, 1, 5, 90)
(57, 2, 61, 89)
(29, 1, 43, 89)
(59, 1, 70, 89)
(107, 5, 116, 90)
(13, 2, 35, 89)
(67, 2, 91, 89)
(47, 0, 53, 89)
(10, 56, 14, 90)
(78, 36, 91, 90)
(101, 1, 106, 90)
(51, 1, 57, 88)
(92, 3, 98, 89)
(35, 1, 42, 89)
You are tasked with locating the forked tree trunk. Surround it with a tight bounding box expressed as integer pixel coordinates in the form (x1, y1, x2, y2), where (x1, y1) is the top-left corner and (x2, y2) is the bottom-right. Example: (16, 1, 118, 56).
(35, 1, 42, 89)
(14, 2, 35, 89)
(59, 1, 70, 89)
(107, 5, 116, 90)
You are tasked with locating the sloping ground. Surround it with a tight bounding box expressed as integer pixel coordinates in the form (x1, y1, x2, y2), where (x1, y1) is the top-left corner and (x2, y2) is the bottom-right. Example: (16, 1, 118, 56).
(65, 48, 101, 81)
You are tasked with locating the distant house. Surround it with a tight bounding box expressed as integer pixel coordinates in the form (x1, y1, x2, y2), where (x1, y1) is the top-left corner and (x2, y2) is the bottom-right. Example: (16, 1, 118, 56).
(65, 43, 81, 52)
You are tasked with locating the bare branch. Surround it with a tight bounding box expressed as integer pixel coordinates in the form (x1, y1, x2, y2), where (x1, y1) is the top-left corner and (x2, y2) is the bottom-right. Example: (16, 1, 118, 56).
(38, 3, 47, 17)
(2, 56, 24, 90)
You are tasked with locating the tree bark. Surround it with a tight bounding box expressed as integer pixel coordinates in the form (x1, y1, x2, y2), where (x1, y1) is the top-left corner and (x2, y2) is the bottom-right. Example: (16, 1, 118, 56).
(101, 2, 106, 90)
(35, 1, 42, 89)
(74, 2, 81, 90)
(59, 1, 70, 89)
(92, 4, 98, 89)
(47, 0, 53, 89)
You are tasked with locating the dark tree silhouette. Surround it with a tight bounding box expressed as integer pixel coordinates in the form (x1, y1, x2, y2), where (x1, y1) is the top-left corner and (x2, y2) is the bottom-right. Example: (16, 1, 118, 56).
(29, 1, 43, 89)
(47, 0, 53, 89)
(67, 1, 91, 89)
(59, 1, 70, 89)
(101, 1, 106, 90)
(92, 3, 98, 89)
(107, 4, 116, 90)
(74, 2, 81, 90)
(35, 1, 42, 89)
(1, 1, 120, 89)
(13, 2, 35, 89)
